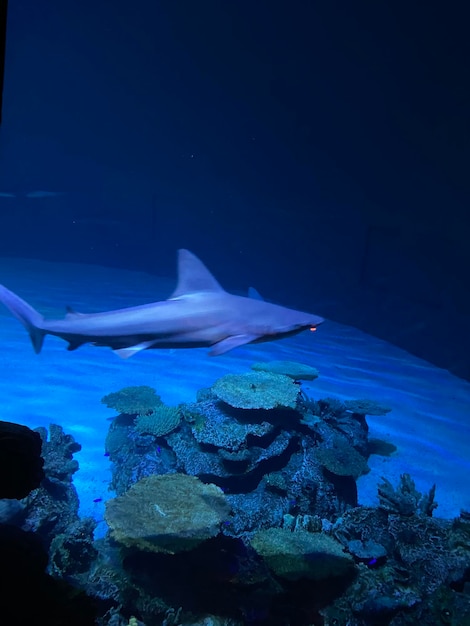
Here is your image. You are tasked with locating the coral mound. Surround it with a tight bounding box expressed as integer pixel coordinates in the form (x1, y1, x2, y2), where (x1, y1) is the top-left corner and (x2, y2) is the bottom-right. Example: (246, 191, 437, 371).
(211, 371, 300, 409)
(105, 473, 230, 554)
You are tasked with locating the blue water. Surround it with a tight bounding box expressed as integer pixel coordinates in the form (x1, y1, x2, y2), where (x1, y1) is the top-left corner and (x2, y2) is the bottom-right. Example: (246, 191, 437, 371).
(1, 3, 470, 621)
(1, 256, 469, 542)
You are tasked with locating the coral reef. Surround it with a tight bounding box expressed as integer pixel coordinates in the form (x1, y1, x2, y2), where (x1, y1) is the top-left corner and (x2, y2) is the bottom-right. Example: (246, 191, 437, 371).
(21, 424, 89, 545)
(0, 421, 98, 624)
(324, 497, 470, 624)
(378, 473, 438, 516)
(91, 369, 389, 622)
(7, 363, 470, 626)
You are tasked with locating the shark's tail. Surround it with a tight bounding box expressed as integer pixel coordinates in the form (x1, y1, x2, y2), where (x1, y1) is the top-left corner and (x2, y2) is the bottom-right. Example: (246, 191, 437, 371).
(0, 285, 46, 353)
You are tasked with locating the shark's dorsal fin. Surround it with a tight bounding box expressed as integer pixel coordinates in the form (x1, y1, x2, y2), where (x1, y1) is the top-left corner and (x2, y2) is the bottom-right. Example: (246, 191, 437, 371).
(169, 249, 225, 298)
(248, 287, 265, 301)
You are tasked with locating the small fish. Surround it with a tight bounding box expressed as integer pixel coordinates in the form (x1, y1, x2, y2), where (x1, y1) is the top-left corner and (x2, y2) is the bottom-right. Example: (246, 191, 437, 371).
(93, 498, 103, 503)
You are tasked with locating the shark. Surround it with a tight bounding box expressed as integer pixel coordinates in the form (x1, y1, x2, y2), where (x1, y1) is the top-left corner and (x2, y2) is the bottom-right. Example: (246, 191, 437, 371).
(0, 249, 324, 358)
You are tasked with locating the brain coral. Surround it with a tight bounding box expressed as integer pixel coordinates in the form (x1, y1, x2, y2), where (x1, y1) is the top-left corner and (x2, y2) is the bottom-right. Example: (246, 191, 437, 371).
(211, 371, 300, 410)
(250, 528, 354, 581)
(105, 474, 230, 554)
(134, 405, 181, 437)
(101, 386, 162, 416)
(251, 360, 319, 381)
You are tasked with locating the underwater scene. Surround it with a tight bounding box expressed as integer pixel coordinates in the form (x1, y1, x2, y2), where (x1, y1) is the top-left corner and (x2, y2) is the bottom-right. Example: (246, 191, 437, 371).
(0, 2, 470, 626)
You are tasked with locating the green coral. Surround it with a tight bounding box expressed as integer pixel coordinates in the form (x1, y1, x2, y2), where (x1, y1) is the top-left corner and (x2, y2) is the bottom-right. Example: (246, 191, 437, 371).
(251, 360, 319, 381)
(105, 474, 230, 554)
(134, 405, 181, 437)
(101, 386, 162, 416)
(211, 371, 300, 410)
(250, 528, 354, 581)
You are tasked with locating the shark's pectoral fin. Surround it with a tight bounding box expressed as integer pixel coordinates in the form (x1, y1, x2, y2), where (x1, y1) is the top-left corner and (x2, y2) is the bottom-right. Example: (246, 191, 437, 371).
(113, 340, 158, 359)
(209, 334, 260, 356)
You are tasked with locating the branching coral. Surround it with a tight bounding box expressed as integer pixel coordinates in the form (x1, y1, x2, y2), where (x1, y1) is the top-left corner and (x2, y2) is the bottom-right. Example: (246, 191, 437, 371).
(378, 473, 437, 517)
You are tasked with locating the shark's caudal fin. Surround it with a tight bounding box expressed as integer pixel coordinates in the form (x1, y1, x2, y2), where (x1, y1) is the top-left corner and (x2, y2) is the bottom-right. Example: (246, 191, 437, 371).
(169, 249, 225, 298)
(0, 285, 46, 353)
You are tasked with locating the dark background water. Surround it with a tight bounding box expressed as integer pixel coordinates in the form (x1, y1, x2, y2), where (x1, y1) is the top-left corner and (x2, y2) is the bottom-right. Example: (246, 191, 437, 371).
(0, 0, 469, 379)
